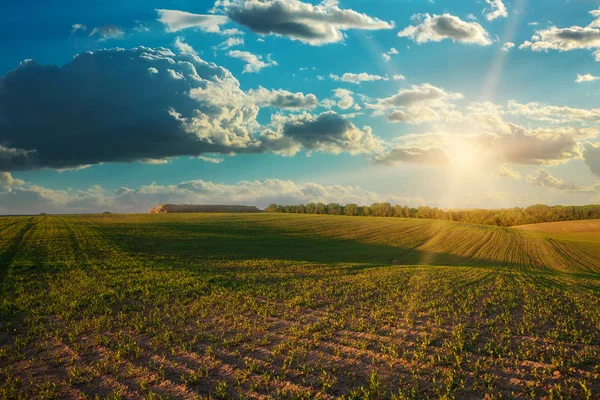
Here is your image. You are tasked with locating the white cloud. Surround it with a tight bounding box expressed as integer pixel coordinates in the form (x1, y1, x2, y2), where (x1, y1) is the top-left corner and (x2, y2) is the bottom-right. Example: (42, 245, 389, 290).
(89, 25, 124, 41)
(505, 100, 600, 124)
(71, 24, 87, 34)
(367, 83, 464, 124)
(332, 88, 354, 109)
(115, 178, 424, 211)
(140, 158, 170, 165)
(0, 172, 25, 190)
(398, 13, 492, 45)
(246, 87, 318, 109)
(575, 73, 599, 83)
(156, 9, 230, 33)
(330, 72, 390, 84)
(227, 50, 277, 73)
(501, 42, 515, 51)
(382, 47, 399, 62)
(174, 37, 196, 54)
(498, 166, 521, 179)
(519, 9, 600, 59)
(474, 124, 586, 166)
(484, 0, 508, 21)
(582, 141, 600, 176)
(374, 146, 451, 165)
(526, 169, 577, 190)
(197, 155, 225, 164)
(218, 36, 245, 49)
(213, 0, 394, 46)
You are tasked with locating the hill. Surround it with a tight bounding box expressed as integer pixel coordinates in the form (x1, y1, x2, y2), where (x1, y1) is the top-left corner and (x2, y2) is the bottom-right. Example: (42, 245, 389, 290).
(149, 204, 262, 214)
(515, 219, 600, 233)
(105, 213, 600, 273)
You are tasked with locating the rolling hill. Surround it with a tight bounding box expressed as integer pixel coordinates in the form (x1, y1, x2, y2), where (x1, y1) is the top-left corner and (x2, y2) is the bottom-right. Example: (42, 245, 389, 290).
(515, 219, 600, 233)
(82, 212, 600, 273)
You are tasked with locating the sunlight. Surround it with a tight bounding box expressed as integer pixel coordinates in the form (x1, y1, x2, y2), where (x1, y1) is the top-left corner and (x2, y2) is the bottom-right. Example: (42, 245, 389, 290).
(448, 141, 483, 174)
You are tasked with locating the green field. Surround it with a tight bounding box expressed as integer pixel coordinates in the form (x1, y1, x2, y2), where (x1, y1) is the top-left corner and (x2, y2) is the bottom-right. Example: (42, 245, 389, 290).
(1, 213, 599, 399)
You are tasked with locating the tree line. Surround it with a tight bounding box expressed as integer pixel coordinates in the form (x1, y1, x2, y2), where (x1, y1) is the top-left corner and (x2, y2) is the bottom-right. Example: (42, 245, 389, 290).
(264, 203, 600, 227)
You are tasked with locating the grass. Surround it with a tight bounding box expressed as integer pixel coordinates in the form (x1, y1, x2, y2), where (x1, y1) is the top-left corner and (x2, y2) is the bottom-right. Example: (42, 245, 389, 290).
(0, 213, 599, 399)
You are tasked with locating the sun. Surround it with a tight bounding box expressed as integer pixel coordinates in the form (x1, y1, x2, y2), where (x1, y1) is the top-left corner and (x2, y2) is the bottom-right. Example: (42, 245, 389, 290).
(448, 141, 484, 174)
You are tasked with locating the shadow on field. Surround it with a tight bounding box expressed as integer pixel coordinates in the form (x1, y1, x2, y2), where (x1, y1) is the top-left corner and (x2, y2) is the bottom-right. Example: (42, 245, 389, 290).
(98, 220, 525, 270)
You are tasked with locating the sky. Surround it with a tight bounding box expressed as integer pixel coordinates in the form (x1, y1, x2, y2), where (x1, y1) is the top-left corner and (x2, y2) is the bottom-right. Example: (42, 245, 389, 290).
(1, 0, 600, 214)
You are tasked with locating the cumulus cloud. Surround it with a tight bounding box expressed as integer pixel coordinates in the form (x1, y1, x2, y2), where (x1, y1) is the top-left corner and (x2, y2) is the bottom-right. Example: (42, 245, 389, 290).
(526, 169, 577, 190)
(506, 100, 600, 124)
(374, 146, 451, 165)
(218, 36, 245, 49)
(330, 72, 390, 84)
(332, 89, 355, 110)
(246, 87, 318, 109)
(501, 42, 515, 51)
(174, 37, 196, 54)
(0, 175, 426, 214)
(261, 111, 383, 156)
(71, 24, 87, 35)
(156, 9, 230, 33)
(89, 25, 124, 40)
(475, 124, 585, 166)
(575, 73, 599, 83)
(582, 141, 600, 176)
(0, 48, 263, 171)
(519, 9, 600, 59)
(498, 166, 521, 179)
(0, 47, 382, 171)
(484, 0, 508, 21)
(369, 84, 463, 109)
(227, 50, 277, 73)
(213, 0, 394, 45)
(398, 13, 492, 45)
(382, 47, 399, 62)
(0, 175, 108, 214)
(197, 155, 225, 164)
(0, 172, 25, 190)
(367, 83, 463, 124)
(115, 178, 417, 210)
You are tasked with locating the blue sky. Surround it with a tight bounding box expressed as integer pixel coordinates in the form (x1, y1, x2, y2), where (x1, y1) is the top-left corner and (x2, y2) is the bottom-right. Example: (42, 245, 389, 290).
(1, 0, 600, 213)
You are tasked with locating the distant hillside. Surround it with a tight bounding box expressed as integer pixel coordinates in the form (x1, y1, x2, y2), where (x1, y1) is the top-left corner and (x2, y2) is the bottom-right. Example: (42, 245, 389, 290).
(98, 213, 600, 273)
(515, 219, 600, 233)
(149, 204, 262, 214)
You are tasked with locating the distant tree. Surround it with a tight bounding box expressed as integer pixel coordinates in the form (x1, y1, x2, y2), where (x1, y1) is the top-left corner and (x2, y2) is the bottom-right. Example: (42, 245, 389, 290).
(315, 202, 326, 214)
(263, 202, 600, 226)
(326, 203, 342, 215)
(379, 202, 393, 217)
(392, 205, 402, 217)
(344, 203, 359, 216)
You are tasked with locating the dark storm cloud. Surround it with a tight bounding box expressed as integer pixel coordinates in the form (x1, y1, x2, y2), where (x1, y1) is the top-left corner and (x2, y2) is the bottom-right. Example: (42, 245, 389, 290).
(0, 47, 382, 171)
(0, 47, 262, 171)
(261, 111, 382, 155)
